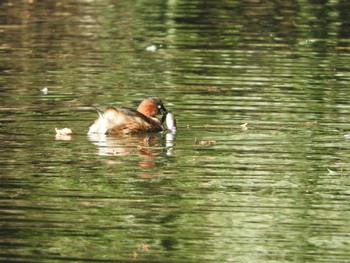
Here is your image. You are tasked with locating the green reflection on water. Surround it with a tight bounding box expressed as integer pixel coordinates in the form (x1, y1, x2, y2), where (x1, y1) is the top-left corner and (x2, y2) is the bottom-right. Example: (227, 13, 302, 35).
(1, 0, 350, 262)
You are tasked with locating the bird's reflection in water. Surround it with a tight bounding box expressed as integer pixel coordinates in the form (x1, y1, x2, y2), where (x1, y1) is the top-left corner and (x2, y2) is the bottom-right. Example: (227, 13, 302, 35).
(88, 131, 176, 170)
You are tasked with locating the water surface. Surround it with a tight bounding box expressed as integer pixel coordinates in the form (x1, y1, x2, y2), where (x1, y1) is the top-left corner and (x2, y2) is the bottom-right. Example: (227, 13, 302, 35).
(1, 0, 350, 262)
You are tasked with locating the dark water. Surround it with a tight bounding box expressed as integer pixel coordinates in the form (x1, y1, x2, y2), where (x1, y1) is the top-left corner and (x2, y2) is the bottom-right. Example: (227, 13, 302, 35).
(1, 0, 350, 262)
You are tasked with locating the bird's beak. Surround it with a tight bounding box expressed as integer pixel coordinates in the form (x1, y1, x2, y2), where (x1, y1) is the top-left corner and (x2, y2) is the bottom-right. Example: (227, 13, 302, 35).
(160, 105, 168, 115)
(161, 109, 168, 124)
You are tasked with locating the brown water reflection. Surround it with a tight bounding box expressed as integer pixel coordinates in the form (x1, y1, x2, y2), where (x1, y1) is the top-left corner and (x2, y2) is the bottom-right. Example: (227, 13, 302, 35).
(87, 132, 175, 168)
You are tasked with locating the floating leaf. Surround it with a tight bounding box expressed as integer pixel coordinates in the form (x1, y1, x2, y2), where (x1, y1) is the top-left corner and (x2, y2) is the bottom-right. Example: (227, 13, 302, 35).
(139, 242, 151, 251)
(240, 122, 248, 131)
(146, 45, 157, 52)
(327, 168, 337, 175)
(40, 87, 48, 94)
(55, 127, 73, 135)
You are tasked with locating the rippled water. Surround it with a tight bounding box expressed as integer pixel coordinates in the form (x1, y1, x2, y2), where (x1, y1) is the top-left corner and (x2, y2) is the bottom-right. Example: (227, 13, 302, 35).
(1, 0, 350, 262)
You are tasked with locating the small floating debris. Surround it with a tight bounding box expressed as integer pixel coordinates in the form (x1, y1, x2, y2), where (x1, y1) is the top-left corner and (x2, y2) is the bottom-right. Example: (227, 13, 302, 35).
(40, 87, 48, 94)
(194, 139, 216, 145)
(139, 242, 151, 251)
(304, 121, 318, 126)
(327, 168, 338, 175)
(55, 127, 73, 135)
(207, 86, 221, 93)
(55, 127, 73, 141)
(131, 251, 138, 259)
(336, 46, 350, 51)
(146, 44, 157, 52)
(240, 122, 248, 131)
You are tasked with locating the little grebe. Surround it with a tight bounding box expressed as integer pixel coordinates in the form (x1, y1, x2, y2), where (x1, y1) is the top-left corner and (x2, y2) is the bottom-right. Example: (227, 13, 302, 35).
(88, 97, 168, 134)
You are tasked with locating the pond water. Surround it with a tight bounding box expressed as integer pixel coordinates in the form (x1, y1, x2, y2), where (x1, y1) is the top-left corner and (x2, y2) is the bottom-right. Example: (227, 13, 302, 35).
(1, 0, 350, 262)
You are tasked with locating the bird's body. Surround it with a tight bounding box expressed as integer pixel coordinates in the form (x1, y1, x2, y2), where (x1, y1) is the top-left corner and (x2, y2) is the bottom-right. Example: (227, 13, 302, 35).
(88, 97, 167, 135)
